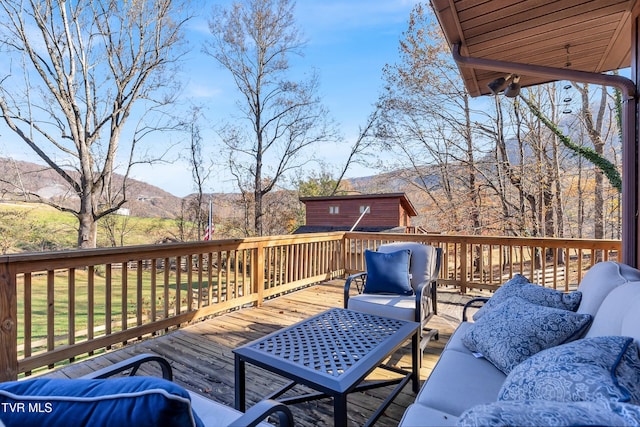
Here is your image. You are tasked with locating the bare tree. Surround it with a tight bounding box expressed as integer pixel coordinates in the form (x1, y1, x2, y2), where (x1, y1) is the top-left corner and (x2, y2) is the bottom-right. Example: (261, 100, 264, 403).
(100, 212, 135, 247)
(185, 107, 212, 239)
(0, 0, 190, 248)
(575, 83, 608, 241)
(204, 0, 335, 236)
(377, 4, 487, 235)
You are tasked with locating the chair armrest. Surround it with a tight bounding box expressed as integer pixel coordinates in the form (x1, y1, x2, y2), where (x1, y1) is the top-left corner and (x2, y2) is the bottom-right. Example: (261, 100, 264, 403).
(462, 297, 490, 322)
(414, 281, 428, 321)
(80, 353, 173, 381)
(415, 280, 437, 322)
(344, 272, 367, 308)
(228, 399, 294, 427)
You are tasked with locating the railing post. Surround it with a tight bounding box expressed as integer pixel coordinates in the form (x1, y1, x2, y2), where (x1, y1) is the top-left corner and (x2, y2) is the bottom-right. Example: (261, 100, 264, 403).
(341, 233, 348, 277)
(254, 243, 265, 307)
(0, 261, 18, 381)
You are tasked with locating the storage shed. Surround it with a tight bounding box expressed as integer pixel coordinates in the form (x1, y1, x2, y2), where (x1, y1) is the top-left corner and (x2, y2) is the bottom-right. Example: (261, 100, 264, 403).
(295, 193, 420, 234)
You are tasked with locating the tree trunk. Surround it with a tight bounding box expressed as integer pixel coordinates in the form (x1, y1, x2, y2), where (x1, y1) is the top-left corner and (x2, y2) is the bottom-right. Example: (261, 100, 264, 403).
(77, 211, 97, 249)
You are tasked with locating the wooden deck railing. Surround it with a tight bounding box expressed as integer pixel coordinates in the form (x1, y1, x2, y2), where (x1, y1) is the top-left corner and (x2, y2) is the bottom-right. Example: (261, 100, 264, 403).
(343, 232, 621, 293)
(0, 231, 620, 381)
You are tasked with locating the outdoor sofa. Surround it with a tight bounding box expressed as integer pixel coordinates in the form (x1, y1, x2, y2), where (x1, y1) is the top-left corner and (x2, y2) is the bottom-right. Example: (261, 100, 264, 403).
(399, 260, 640, 426)
(0, 354, 293, 427)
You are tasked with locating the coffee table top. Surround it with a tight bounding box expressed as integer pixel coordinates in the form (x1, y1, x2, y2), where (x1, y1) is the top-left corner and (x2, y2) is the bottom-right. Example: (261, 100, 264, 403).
(233, 308, 418, 393)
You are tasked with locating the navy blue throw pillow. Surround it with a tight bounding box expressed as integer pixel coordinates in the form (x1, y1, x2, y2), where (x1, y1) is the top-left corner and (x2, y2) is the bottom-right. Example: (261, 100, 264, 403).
(363, 249, 413, 295)
(0, 376, 204, 427)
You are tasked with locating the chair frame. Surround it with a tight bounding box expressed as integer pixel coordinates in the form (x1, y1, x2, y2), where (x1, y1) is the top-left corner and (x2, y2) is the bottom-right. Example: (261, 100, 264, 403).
(344, 246, 443, 355)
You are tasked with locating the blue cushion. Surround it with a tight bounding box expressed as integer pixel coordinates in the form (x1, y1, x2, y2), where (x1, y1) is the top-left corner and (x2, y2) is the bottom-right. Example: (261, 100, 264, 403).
(461, 297, 592, 374)
(0, 377, 204, 427)
(363, 249, 413, 295)
(499, 336, 640, 404)
(473, 274, 582, 321)
(457, 400, 640, 427)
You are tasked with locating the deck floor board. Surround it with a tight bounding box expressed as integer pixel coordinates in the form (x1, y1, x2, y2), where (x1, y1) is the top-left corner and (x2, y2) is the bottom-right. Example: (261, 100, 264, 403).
(41, 280, 469, 426)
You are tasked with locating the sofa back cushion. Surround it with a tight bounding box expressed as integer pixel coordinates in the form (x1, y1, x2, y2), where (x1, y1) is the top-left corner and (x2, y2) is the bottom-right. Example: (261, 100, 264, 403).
(585, 281, 640, 343)
(577, 261, 640, 316)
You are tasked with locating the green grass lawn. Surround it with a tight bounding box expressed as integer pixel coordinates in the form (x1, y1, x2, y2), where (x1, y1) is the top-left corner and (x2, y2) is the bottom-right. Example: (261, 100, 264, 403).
(0, 202, 181, 252)
(17, 267, 226, 356)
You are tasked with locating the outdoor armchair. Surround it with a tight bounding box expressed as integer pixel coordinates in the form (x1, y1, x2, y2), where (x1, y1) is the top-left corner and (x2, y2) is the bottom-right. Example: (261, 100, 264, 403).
(344, 242, 442, 355)
(0, 353, 293, 427)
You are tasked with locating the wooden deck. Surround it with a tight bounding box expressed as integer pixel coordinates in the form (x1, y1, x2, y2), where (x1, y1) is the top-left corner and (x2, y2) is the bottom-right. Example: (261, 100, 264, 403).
(41, 280, 474, 426)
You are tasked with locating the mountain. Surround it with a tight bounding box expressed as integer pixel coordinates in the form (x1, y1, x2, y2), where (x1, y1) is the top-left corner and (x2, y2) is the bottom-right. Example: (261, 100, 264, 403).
(0, 157, 187, 218)
(0, 157, 417, 221)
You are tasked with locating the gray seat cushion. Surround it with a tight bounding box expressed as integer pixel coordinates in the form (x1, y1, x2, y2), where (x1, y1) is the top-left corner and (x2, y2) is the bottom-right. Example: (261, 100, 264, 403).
(188, 392, 272, 427)
(399, 402, 459, 427)
(415, 349, 506, 417)
(347, 293, 415, 322)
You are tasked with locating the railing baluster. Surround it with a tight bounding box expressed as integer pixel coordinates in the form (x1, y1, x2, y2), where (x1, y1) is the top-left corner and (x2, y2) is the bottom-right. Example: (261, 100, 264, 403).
(136, 261, 143, 328)
(207, 253, 213, 306)
(121, 262, 128, 338)
(68, 267, 75, 362)
(24, 273, 32, 361)
(175, 256, 181, 315)
(106, 264, 112, 349)
(187, 255, 193, 311)
(47, 270, 54, 368)
(151, 259, 157, 322)
(87, 266, 94, 354)
(197, 254, 203, 309)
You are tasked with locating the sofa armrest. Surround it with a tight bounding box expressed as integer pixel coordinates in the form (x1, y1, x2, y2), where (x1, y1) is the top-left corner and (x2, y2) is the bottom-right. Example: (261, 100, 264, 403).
(344, 272, 367, 308)
(80, 353, 173, 381)
(462, 297, 490, 322)
(229, 399, 294, 427)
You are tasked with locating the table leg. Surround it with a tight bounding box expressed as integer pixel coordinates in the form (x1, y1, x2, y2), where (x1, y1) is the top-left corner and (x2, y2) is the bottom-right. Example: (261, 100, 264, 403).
(333, 393, 348, 427)
(235, 354, 246, 411)
(412, 330, 420, 393)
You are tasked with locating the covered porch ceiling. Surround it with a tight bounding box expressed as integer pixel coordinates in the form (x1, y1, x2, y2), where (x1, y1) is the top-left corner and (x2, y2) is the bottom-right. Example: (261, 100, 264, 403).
(431, 0, 634, 97)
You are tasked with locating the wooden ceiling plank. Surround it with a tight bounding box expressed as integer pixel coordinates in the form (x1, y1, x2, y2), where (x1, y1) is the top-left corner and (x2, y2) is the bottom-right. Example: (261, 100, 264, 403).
(473, 43, 613, 75)
(459, 0, 566, 29)
(453, 0, 494, 14)
(596, 6, 632, 70)
(464, 3, 630, 45)
(431, 0, 485, 96)
(469, 20, 620, 62)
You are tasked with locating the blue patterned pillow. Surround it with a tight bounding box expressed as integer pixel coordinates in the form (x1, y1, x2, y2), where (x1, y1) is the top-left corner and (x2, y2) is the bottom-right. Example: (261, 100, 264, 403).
(363, 249, 413, 295)
(457, 400, 640, 427)
(0, 377, 204, 427)
(461, 297, 592, 374)
(473, 274, 582, 321)
(499, 336, 640, 404)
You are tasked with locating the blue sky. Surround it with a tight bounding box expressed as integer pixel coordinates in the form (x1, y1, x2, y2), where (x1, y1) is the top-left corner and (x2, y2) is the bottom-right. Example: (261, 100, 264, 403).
(0, 0, 421, 197)
(144, 0, 422, 196)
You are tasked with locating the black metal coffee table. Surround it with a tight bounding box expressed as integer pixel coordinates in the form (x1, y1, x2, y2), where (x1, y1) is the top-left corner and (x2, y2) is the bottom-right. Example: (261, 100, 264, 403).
(233, 308, 419, 426)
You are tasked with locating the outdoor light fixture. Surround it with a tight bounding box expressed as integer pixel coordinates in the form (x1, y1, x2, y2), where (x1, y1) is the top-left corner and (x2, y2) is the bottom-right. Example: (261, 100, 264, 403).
(488, 74, 510, 95)
(488, 74, 521, 97)
(504, 75, 521, 97)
